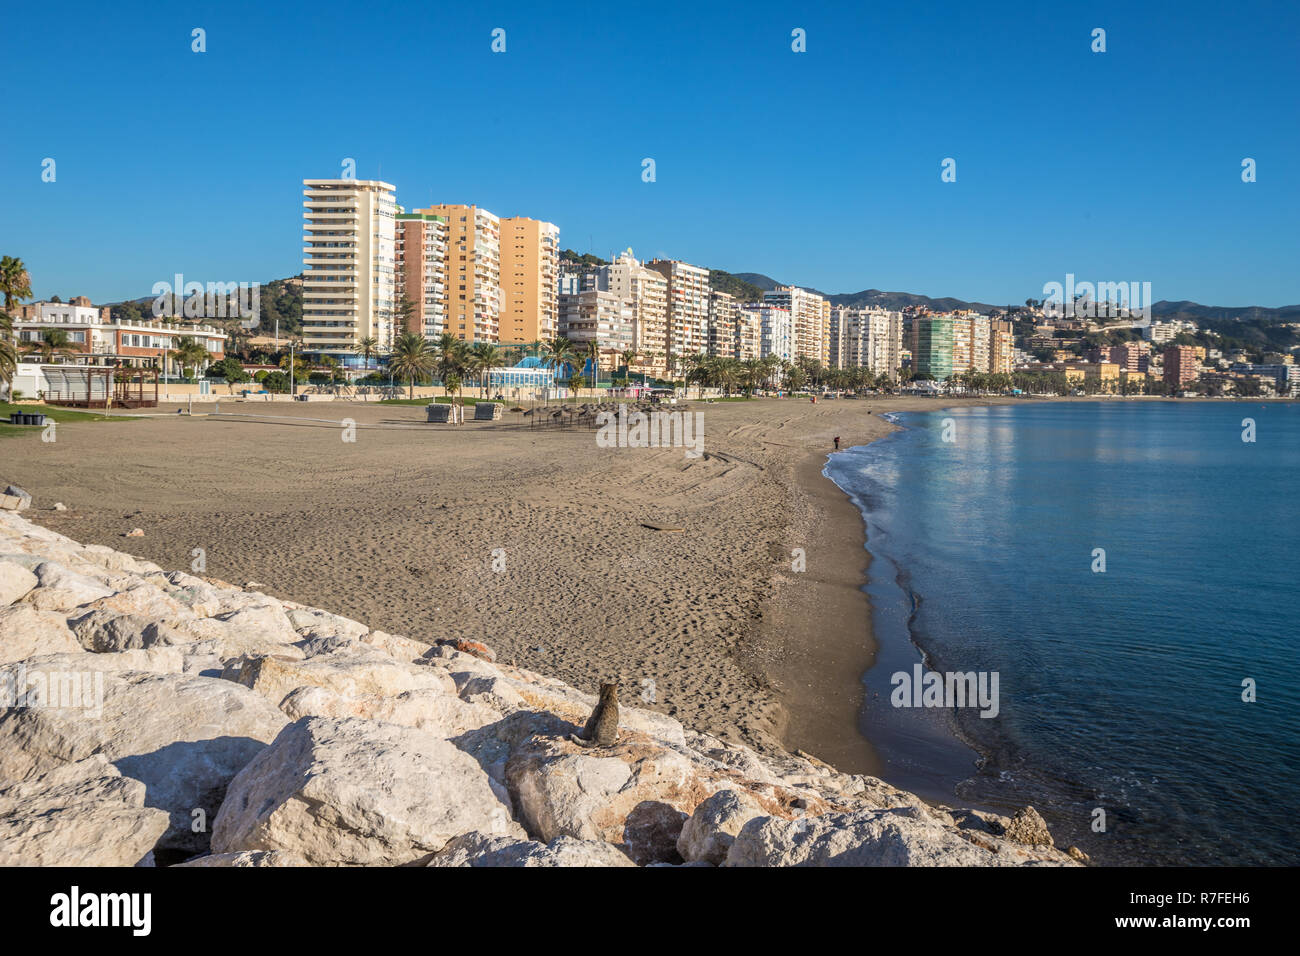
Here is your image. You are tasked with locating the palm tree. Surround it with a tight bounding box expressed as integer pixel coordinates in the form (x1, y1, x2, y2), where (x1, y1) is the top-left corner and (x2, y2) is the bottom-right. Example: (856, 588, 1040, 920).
(0, 256, 32, 310)
(23, 328, 78, 363)
(353, 336, 380, 373)
(620, 348, 638, 384)
(169, 335, 210, 378)
(469, 342, 503, 399)
(541, 336, 578, 403)
(0, 309, 16, 396)
(389, 331, 435, 399)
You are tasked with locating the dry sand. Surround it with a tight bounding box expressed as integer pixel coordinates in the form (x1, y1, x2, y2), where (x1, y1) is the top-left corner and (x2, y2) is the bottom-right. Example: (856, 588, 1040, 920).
(1, 394, 1009, 772)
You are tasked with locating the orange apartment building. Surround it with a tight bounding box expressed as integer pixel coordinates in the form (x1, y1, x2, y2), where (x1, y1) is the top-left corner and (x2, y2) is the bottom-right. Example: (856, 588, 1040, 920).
(415, 204, 502, 343)
(499, 216, 560, 347)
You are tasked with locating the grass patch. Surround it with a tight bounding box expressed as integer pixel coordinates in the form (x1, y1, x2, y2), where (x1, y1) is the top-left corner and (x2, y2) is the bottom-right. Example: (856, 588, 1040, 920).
(0, 402, 134, 438)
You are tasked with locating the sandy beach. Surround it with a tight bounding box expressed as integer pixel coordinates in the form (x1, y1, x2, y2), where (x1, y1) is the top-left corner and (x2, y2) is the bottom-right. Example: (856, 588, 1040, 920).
(2, 394, 1011, 773)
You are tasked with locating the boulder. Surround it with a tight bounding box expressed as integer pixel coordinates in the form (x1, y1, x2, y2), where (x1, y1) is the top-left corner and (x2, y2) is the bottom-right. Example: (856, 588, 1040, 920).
(722, 807, 1075, 867)
(20, 561, 113, 611)
(430, 831, 635, 867)
(279, 684, 499, 737)
(211, 717, 523, 865)
(0, 756, 170, 867)
(0, 559, 37, 606)
(0, 671, 289, 854)
(677, 788, 766, 865)
(68, 608, 184, 652)
(1003, 806, 1055, 846)
(223, 645, 457, 708)
(0, 605, 84, 664)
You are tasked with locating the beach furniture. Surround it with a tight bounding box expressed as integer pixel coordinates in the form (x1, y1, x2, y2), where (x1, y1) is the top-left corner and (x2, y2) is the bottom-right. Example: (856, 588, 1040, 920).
(426, 403, 452, 423)
(473, 402, 504, 421)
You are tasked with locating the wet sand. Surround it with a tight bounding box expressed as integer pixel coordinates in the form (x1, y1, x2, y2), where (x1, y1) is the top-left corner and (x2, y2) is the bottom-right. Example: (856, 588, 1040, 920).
(1, 394, 1011, 771)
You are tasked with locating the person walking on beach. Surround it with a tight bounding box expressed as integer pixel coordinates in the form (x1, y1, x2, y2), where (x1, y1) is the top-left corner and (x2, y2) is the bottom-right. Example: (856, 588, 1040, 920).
(833, 436, 840, 450)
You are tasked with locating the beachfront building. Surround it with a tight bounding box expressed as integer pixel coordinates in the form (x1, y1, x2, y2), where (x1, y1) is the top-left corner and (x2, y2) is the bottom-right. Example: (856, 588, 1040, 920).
(759, 305, 794, 363)
(416, 204, 502, 344)
(908, 314, 955, 381)
(486, 356, 559, 392)
(559, 287, 634, 358)
(301, 178, 398, 363)
(836, 308, 903, 377)
(500, 216, 560, 347)
(590, 250, 669, 377)
(11, 299, 226, 376)
(1164, 345, 1199, 388)
(394, 212, 448, 340)
(735, 305, 762, 362)
(647, 258, 710, 370)
(763, 285, 827, 365)
(707, 290, 740, 359)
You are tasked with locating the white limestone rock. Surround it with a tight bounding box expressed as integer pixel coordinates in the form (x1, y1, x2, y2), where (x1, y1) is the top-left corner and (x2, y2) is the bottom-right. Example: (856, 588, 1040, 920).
(211, 716, 522, 865)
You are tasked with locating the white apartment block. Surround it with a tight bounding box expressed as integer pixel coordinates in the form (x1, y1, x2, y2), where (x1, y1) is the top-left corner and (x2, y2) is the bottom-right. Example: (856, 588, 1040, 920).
(1144, 319, 1196, 344)
(591, 250, 669, 373)
(735, 305, 762, 362)
(707, 290, 739, 359)
(302, 179, 397, 360)
(764, 285, 827, 365)
(835, 308, 903, 376)
(559, 288, 634, 355)
(647, 259, 710, 366)
(759, 305, 793, 362)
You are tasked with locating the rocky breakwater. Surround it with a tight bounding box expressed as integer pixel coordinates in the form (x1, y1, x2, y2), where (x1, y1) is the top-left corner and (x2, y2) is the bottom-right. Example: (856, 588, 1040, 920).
(0, 509, 1084, 867)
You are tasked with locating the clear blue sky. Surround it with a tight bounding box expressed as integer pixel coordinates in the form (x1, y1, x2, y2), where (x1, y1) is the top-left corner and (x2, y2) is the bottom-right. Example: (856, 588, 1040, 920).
(2, 0, 1296, 307)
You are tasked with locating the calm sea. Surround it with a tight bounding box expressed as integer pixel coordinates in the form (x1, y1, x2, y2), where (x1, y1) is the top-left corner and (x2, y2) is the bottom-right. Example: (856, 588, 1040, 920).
(826, 400, 1299, 865)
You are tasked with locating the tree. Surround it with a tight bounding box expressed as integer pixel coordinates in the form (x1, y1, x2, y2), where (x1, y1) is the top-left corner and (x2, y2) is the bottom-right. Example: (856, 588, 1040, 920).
(0, 256, 32, 311)
(0, 309, 15, 394)
(206, 356, 250, 383)
(541, 336, 578, 402)
(469, 342, 503, 398)
(353, 336, 381, 372)
(23, 329, 77, 363)
(169, 335, 210, 378)
(620, 348, 638, 383)
(395, 296, 418, 336)
(434, 333, 471, 396)
(389, 331, 435, 399)
(262, 371, 290, 393)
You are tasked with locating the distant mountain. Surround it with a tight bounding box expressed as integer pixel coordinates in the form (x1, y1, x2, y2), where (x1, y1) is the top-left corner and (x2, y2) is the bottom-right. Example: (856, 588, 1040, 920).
(1150, 300, 1300, 323)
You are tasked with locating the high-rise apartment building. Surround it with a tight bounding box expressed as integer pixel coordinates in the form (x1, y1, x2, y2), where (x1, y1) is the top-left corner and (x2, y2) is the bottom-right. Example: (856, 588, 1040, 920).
(735, 305, 761, 362)
(707, 291, 740, 359)
(301, 179, 397, 361)
(415, 204, 501, 343)
(759, 306, 794, 362)
(1164, 345, 1199, 388)
(763, 285, 827, 365)
(1108, 342, 1150, 372)
(836, 308, 903, 377)
(590, 251, 669, 375)
(500, 216, 560, 346)
(394, 212, 448, 340)
(647, 259, 710, 368)
(559, 288, 633, 357)
(908, 314, 956, 380)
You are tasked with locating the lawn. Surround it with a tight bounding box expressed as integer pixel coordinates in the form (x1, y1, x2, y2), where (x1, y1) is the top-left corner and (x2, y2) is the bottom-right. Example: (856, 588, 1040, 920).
(0, 402, 134, 438)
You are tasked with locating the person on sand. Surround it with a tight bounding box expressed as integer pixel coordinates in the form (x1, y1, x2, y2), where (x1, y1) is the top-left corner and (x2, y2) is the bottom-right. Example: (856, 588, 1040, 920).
(834, 436, 840, 450)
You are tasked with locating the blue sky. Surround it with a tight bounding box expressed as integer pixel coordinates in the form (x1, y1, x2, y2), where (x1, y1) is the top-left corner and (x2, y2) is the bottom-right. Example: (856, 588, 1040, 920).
(2, 0, 1296, 307)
